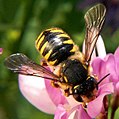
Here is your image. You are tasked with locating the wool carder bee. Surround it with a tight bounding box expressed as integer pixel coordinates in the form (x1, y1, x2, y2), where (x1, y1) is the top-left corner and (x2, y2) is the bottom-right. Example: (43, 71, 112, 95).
(4, 4, 109, 103)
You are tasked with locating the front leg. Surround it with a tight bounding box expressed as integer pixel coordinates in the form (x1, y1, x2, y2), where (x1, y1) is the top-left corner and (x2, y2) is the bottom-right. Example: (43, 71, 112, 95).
(51, 81, 73, 97)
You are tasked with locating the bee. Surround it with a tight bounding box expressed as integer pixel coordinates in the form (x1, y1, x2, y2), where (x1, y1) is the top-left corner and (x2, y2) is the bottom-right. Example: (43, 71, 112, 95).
(4, 4, 109, 104)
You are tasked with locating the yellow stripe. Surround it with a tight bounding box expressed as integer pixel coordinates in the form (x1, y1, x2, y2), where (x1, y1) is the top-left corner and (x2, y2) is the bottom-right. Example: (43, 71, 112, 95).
(48, 60, 57, 65)
(44, 49, 52, 60)
(40, 41, 48, 55)
(45, 28, 64, 33)
(49, 28, 64, 33)
(70, 45, 77, 52)
(63, 39, 74, 44)
(35, 31, 44, 44)
(35, 35, 45, 50)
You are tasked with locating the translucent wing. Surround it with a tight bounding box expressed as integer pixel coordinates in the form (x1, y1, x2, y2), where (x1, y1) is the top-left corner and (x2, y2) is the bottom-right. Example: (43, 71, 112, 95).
(84, 4, 106, 63)
(4, 53, 60, 81)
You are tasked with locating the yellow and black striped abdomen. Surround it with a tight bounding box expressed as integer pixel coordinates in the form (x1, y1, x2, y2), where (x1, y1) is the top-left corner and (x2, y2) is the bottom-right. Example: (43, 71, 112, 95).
(35, 28, 77, 65)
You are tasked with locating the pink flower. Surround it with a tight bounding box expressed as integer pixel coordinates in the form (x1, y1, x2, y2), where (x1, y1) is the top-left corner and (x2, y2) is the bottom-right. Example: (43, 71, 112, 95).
(91, 47, 119, 118)
(0, 48, 3, 55)
(92, 47, 119, 93)
(18, 37, 115, 118)
(54, 104, 91, 119)
(18, 74, 114, 118)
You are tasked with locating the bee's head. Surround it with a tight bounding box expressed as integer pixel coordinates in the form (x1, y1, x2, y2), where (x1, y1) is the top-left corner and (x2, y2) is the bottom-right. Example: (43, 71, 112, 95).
(72, 76, 98, 102)
(72, 74, 110, 102)
(73, 76, 97, 95)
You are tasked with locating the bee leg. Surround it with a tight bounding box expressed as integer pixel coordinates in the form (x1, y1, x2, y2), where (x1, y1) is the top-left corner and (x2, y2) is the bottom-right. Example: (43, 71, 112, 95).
(51, 81, 72, 97)
(64, 89, 71, 97)
(51, 81, 60, 88)
(83, 102, 88, 108)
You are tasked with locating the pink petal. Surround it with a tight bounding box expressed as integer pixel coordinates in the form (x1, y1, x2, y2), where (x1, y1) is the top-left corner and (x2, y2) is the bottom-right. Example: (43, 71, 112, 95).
(106, 54, 118, 82)
(115, 82, 119, 95)
(69, 105, 91, 119)
(18, 74, 56, 114)
(73, 105, 91, 119)
(92, 58, 105, 79)
(87, 94, 105, 118)
(45, 80, 68, 106)
(0, 48, 3, 54)
(114, 47, 119, 78)
(115, 59, 119, 78)
(114, 47, 119, 59)
(65, 96, 80, 108)
(54, 104, 68, 119)
(54, 104, 91, 119)
(87, 82, 114, 118)
(92, 58, 109, 85)
(98, 82, 114, 95)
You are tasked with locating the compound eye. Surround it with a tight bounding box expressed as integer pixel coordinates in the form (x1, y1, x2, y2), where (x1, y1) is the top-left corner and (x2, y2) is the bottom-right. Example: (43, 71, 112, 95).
(89, 77, 97, 84)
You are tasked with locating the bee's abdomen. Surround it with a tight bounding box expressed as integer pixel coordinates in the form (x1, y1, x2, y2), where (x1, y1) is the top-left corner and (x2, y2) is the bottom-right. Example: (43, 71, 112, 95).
(35, 28, 77, 65)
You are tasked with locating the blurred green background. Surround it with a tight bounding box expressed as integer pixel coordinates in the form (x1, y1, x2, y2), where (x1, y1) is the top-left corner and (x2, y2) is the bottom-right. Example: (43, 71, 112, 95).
(0, 0, 119, 119)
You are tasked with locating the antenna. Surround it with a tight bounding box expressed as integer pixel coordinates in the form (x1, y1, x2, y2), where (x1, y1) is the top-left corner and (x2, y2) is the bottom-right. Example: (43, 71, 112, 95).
(97, 73, 110, 85)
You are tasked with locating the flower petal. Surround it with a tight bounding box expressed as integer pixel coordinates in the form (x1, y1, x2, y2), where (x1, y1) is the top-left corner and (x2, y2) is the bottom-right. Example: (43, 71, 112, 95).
(115, 82, 119, 95)
(87, 82, 114, 118)
(106, 54, 118, 82)
(114, 47, 119, 59)
(54, 104, 91, 119)
(96, 35, 106, 58)
(18, 74, 56, 114)
(92, 58, 109, 85)
(45, 79, 68, 106)
(92, 58, 104, 78)
(66, 96, 80, 108)
(69, 105, 91, 119)
(54, 104, 68, 119)
(0, 48, 3, 54)
(114, 47, 119, 78)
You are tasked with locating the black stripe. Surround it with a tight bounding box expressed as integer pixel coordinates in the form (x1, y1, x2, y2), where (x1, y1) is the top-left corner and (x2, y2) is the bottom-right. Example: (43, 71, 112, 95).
(42, 36, 70, 56)
(39, 31, 61, 50)
(48, 44, 74, 65)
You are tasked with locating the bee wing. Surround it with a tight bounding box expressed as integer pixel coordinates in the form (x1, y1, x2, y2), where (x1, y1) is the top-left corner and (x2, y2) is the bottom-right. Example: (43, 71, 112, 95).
(4, 53, 60, 81)
(84, 4, 106, 63)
